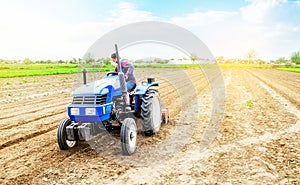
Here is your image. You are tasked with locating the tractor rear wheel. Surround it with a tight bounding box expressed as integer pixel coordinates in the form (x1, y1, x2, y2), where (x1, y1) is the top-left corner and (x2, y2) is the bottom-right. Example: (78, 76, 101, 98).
(120, 118, 137, 155)
(57, 118, 77, 150)
(141, 89, 162, 136)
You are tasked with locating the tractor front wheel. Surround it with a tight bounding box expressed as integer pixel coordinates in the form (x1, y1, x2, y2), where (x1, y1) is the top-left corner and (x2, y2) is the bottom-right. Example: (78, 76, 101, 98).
(57, 118, 77, 150)
(120, 118, 137, 155)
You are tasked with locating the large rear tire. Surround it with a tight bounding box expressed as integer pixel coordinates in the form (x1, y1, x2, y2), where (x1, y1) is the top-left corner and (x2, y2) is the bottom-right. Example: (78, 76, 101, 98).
(141, 89, 162, 136)
(121, 118, 137, 155)
(57, 118, 77, 150)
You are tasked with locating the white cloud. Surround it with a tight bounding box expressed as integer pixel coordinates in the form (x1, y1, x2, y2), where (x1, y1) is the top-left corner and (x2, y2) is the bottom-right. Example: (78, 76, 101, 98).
(294, 0, 300, 6)
(167, 0, 300, 60)
(0, 1, 160, 60)
(240, 0, 285, 24)
(107, 2, 160, 26)
(168, 10, 242, 58)
(0, 19, 103, 60)
(0, 1, 299, 61)
(171, 10, 238, 27)
(293, 26, 300, 32)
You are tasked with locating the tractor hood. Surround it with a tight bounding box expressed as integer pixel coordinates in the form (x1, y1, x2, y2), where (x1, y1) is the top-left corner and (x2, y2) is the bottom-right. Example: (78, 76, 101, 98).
(72, 76, 120, 95)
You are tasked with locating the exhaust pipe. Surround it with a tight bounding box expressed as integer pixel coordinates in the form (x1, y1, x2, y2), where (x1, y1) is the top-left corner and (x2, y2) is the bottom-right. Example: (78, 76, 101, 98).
(82, 68, 87, 85)
(115, 44, 130, 105)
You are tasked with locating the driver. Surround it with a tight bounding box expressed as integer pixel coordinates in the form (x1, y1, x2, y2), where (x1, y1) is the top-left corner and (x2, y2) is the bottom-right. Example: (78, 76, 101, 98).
(111, 53, 136, 92)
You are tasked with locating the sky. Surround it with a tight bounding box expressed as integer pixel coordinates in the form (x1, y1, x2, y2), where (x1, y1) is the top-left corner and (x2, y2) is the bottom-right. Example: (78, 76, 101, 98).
(0, 0, 299, 61)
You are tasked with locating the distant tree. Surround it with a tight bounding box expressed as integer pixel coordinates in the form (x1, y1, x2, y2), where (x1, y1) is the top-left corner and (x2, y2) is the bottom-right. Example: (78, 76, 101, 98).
(291, 51, 300, 64)
(215, 56, 225, 64)
(71, 58, 78, 64)
(153, 58, 169, 64)
(245, 50, 257, 64)
(84, 53, 95, 64)
(134, 59, 143, 63)
(103, 57, 111, 65)
(256, 59, 265, 65)
(23, 58, 32, 64)
(190, 53, 198, 64)
(224, 59, 233, 64)
(276, 57, 287, 64)
(237, 59, 245, 64)
(95, 58, 102, 64)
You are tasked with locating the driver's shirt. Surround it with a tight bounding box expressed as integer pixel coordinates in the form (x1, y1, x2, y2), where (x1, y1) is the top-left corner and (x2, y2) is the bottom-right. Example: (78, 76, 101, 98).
(114, 59, 136, 82)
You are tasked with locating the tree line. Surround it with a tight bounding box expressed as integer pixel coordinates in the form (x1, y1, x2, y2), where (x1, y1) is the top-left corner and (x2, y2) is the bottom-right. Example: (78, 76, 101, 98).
(215, 50, 300, 65)
(1, 51, 299, 65)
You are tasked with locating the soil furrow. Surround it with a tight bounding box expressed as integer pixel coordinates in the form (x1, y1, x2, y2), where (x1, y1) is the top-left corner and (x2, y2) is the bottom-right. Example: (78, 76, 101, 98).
(0, 99, 69, 121)
(0, 124, 58, 150)
(0, 112, 66, 150)
(0, 109, 66, 130)
(0, 92, 70, 112)
(1, 69, 299, 184)
(246, 69, 300, 109)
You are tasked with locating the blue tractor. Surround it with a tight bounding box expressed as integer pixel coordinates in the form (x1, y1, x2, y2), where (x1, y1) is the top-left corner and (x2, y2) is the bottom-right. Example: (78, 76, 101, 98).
(57, 45, 168, 155)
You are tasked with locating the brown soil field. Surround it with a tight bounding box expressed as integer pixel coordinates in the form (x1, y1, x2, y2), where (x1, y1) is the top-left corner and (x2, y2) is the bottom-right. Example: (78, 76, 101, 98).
(0, 68, 299, 184)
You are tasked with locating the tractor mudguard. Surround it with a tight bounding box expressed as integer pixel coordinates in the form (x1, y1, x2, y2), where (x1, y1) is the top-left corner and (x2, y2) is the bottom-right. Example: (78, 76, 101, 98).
(134, 81, 159, 95)
(134, 79, 159, 113)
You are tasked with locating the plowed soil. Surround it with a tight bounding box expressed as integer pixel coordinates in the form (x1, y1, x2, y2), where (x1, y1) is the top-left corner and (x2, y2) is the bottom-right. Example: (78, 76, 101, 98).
(0, 68, 299, 184)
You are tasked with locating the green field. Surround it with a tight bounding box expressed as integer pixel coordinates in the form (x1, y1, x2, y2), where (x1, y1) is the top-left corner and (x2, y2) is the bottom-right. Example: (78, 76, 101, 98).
(136, 63, 272, 69)
(0, 64, 115, 78)
(218, 64, 272, 69)
(277, 67, 300, 73)
(0, 63, 202, 78)
(1, 63, 299, 78)
(134, 63, 202, 69)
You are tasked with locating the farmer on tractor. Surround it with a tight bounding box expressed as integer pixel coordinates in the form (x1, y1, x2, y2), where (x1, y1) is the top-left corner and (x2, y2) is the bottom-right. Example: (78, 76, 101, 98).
(57, 44, 168, 155)
(111, 53, 136, 92)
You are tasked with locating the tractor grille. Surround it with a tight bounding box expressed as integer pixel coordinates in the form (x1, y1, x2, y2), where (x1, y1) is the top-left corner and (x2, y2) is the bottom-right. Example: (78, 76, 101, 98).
(72, 95, 107, 105)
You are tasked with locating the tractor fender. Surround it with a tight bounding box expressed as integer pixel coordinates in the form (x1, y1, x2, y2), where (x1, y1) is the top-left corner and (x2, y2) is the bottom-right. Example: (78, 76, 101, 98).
(134, 81, 159, 95)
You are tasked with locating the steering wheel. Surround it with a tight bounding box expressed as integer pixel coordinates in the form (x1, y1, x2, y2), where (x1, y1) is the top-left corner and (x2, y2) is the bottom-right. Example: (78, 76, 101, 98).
(106, 72, 118, 76)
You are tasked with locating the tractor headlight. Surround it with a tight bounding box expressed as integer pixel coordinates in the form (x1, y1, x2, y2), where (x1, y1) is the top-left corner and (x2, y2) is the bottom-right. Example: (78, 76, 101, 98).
(100, 88, 109, 95)
(70, 108, 80, 115)
(85, 108, 96, 115)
